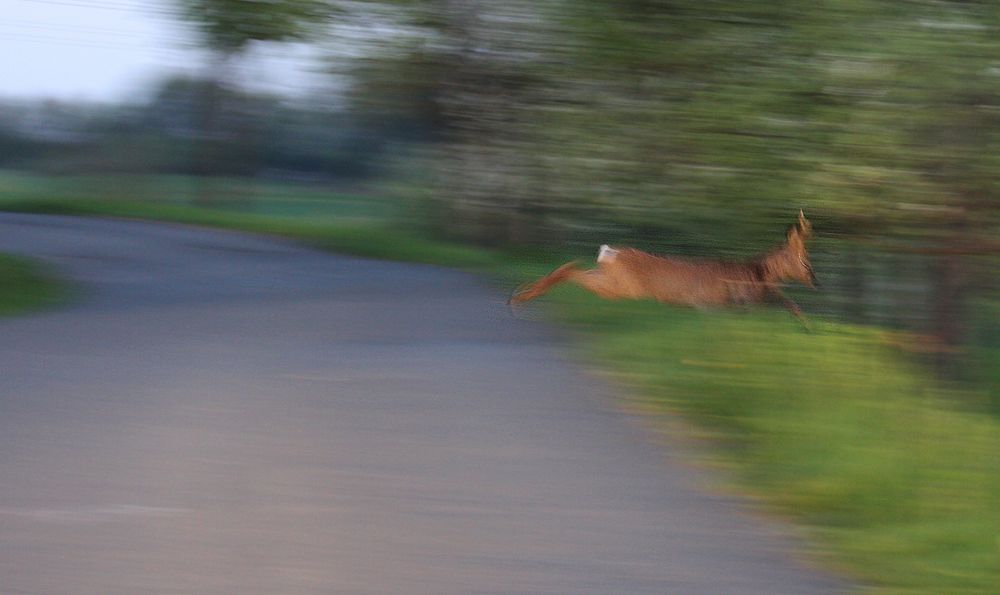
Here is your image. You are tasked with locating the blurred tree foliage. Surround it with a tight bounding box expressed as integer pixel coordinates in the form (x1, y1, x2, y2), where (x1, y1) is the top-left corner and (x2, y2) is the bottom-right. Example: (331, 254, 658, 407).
(176, 0, 333, 53)
(357, 0, 1000, 358)
(381, 1, 999, 242)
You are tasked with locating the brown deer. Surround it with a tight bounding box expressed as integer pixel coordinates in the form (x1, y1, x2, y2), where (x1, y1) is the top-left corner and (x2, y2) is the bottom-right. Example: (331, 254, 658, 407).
(509, 211, 817, 327)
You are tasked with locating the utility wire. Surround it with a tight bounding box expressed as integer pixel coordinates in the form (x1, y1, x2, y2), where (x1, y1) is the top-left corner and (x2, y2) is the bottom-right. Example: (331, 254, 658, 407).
(0, 18, 159, 38)
(0, 29, 193, 53)
(12, 0, 174, 15)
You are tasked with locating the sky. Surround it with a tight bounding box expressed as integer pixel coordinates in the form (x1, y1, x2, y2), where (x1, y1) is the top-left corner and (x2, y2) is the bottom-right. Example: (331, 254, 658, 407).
(1, 0, 327, 103)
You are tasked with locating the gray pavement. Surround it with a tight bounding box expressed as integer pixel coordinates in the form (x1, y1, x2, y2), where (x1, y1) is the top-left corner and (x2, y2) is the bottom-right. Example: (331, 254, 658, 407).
(0, 213, 851, 594)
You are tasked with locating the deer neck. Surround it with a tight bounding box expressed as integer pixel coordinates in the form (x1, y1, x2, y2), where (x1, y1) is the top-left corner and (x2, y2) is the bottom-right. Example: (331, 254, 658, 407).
(757, 241, 800, 284)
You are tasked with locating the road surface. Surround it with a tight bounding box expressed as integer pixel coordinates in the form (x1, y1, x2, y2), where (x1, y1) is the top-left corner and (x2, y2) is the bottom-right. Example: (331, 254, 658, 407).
(0, 213, 851, 594)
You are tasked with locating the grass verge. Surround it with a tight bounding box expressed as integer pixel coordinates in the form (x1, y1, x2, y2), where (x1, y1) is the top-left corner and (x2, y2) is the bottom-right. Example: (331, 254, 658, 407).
(3, 196, 998, 593)
(548, 290, 999, 593)
(0, 253, 66, 316)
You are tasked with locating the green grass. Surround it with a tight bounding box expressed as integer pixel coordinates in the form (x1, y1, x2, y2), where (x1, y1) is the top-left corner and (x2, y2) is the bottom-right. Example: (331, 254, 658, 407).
(2, 179, 998, 593)
(0, 253, 65, 316)
(544, 289, 1000, 593)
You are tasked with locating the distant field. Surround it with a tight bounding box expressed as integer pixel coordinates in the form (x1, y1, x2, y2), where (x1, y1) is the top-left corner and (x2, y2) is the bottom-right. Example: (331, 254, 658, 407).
(2, 171, 998, 593)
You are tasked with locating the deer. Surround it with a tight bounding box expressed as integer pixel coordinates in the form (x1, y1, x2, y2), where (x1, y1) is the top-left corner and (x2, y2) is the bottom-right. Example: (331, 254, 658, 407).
(508, 210, 818, 328)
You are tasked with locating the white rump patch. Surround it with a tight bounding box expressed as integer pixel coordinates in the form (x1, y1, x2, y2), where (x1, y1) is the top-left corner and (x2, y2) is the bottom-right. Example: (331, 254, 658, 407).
(597, 244, 619, 263)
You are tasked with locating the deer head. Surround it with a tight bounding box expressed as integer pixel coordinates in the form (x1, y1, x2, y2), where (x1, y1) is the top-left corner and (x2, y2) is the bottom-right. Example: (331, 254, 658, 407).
(783, 210, 817, 288)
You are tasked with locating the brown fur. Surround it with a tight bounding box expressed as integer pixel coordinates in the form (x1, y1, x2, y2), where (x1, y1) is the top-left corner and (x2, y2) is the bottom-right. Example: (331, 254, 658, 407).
(509, 211, 817, 327)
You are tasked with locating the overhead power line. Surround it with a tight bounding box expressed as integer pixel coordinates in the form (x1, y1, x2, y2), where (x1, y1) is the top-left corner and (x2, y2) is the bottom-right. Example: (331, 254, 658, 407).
(0, 29, 192, 53)
(0, 18, 156, 38)
(12, 0, 174, 15)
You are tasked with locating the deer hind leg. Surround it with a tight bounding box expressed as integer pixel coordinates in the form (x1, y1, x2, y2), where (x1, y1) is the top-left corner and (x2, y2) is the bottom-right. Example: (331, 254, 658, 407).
(509, 261, 620, 305)
(508, 261, 582, 305)
(570, 268, 629, 300)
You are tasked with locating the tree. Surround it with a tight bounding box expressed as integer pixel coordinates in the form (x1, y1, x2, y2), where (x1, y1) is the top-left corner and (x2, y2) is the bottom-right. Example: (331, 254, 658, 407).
(172, 0, 334, 198)
(177, 0, 332, 54)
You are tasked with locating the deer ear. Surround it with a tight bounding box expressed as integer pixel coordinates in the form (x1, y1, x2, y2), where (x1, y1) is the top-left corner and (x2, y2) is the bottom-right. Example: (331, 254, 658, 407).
(798, 209, 807, 226)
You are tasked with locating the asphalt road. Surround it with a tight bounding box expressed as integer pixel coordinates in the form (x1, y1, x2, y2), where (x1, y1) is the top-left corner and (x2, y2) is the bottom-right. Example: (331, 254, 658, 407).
(0, 213, 851, 594)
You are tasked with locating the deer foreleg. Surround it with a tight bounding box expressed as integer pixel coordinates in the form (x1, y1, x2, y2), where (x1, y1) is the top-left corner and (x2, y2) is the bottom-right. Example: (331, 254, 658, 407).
(769, 286, 811, 331)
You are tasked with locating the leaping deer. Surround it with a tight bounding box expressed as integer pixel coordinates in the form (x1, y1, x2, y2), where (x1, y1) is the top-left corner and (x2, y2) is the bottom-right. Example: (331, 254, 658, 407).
(509, 211, 818, 328)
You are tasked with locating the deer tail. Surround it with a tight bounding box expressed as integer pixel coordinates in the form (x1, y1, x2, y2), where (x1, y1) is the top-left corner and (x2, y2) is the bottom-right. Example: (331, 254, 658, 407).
(508, 261, 581, 306)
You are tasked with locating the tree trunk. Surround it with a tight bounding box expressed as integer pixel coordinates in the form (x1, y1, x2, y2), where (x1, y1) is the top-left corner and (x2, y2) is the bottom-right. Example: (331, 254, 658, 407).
(195, 51, 233, 206)
(931, 250, 965, 375)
